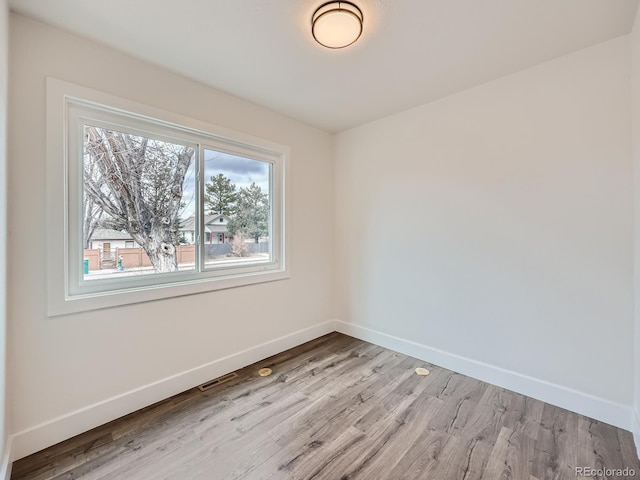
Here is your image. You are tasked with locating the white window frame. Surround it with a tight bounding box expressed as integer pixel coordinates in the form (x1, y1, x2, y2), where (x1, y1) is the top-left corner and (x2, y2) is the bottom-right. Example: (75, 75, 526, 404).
(46, 78, 290, 316)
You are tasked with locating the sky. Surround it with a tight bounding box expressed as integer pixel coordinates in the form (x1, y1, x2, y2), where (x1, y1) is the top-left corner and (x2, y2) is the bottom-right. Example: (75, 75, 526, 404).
(181, 149, 271, 218)
(204, 149, 270, 192)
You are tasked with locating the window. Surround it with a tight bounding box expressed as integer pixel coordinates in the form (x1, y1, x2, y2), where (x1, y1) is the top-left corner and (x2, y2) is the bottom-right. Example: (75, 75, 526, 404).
(47, 78, 289, 315)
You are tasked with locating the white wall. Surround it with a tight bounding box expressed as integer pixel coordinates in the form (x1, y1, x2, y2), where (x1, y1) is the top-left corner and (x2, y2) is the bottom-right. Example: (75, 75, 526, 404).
(335, 37, 634, 422)
(0, 0, 8, 475)
(8, 14, 334, 458)
(631, 6, 640, 449)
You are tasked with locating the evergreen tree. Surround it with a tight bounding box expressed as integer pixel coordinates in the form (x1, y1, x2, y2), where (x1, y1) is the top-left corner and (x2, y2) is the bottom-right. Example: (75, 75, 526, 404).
(227, 183, 269, 243)
(205, 173, 238, 215)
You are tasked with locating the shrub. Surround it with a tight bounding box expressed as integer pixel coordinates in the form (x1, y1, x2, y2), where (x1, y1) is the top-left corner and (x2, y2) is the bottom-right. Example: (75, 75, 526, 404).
(230, 232, 250, 257)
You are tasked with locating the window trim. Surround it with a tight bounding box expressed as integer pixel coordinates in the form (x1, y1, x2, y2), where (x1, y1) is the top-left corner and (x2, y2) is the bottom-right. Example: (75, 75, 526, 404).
(46, 78, 290, 316)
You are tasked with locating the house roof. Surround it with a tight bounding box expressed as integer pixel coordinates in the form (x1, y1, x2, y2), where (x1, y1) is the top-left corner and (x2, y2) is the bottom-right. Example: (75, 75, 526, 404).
(9, 0, 639, 132)
(180, 215, 228, 232)
(90, 228, 133, 241)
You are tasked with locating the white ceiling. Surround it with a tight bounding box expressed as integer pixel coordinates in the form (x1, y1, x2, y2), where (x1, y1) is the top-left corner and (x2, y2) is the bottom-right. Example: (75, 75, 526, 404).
(9, 0, 640, 132)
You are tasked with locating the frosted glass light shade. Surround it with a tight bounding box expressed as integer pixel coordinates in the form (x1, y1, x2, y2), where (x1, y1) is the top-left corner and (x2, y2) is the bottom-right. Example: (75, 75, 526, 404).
(312, 1, 363, 49)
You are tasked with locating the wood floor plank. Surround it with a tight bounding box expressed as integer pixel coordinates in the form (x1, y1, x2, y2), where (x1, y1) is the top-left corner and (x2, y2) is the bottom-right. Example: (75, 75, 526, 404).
(480, 426, 535, 480)
(348, 394, 445, 479)
(190, 430, 286, 480)
(577, 416, 630, 478)
(437, 384, 514, 480)
(286, 392, 419, 479)
(390, 428, 460, 480)
(619, 429, 640, 476)
(11, 333, 640, 480)
(531, 404, 578, 480)
(503, 393, 544, 441)
(448, 436, 496, 480)
(427, 374, 487, 436)
(298, 345, 387, 399)
(277, 426, 367, 479)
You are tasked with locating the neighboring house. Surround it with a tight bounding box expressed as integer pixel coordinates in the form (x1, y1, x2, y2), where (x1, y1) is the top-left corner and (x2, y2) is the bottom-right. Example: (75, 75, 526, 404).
(88, 227, 139, 255)
(180, 214, 230, 244)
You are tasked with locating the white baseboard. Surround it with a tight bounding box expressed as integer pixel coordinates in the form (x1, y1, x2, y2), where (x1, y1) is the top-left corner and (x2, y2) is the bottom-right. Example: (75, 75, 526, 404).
(0, 436, 12, 480)
(334, 320, 633, 432)
(11, 320, 337, 461)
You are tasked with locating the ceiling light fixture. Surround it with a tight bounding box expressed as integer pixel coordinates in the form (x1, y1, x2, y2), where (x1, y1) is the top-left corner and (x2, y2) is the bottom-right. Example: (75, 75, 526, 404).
(312, 1, 363, 49)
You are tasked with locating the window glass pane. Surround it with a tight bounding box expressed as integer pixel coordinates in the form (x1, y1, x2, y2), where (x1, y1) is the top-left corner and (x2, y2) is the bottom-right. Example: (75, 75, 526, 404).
(203, 149, 271, 268)
(82, 125, 196, 280)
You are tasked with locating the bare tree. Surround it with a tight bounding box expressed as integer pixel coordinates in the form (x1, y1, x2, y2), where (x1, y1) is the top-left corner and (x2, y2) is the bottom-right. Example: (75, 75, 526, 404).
(82, 196, 103, 249)
(82, 156, 104, 249)
(83, 126, 194, 272)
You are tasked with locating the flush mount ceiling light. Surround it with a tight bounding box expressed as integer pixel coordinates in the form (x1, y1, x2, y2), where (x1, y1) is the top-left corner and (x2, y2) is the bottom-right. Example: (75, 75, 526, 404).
(312, 1, 363, 49)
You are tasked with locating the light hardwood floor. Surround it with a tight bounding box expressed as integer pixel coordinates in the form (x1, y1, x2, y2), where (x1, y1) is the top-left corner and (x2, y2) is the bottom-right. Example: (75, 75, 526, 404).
(11, 333, 640, 479)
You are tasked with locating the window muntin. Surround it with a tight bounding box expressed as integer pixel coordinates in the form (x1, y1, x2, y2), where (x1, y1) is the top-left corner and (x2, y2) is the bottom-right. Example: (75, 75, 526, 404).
(48, 78, 289, 315)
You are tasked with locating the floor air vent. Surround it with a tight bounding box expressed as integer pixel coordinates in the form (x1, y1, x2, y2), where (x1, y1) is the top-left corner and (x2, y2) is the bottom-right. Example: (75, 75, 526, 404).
(197, 372, 239, 391)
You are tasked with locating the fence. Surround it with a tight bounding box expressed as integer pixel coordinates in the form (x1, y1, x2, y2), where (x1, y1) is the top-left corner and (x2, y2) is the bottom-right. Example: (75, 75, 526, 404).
(205, 244, 231, 257)
(117, 247, 153, 269)
(250, 242, 269, 253)
(83, 249, 101, 271)
(83, 243, 265, 271)
(204, 242, 269, 258)
(83, 245, 195, 271)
